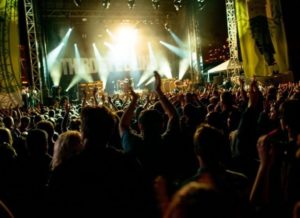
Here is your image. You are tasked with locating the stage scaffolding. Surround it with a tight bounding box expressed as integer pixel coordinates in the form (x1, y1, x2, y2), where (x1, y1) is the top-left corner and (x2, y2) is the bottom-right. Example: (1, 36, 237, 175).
(225, 0, 241, 76)
(24, 0, 43, 98)
(22, 0, 240, 98)
(186, 1, 204, 85)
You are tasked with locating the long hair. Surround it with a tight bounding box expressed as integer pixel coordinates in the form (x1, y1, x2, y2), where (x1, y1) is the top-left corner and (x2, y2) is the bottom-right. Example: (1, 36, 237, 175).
(52, 131, 82, 170)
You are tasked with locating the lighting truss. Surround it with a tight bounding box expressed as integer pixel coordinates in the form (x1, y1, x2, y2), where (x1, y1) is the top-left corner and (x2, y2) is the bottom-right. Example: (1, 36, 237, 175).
(152, 0, 160, 10)
(102, 0, 110, 9)
(197, 0, 206, 11)
(73, 0, 82, 7)
(174, 0, 183, 11)
(128, 0, 135, 9)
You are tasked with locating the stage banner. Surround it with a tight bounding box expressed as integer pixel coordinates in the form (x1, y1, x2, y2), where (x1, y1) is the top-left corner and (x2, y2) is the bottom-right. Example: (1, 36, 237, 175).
(236, 0, 289, 78)
(0, 0, 22, 109)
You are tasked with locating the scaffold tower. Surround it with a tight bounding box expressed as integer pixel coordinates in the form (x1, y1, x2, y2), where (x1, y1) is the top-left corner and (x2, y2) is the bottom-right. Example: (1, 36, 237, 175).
(225, 0, 240, 75)
(24, 0, 43, 100)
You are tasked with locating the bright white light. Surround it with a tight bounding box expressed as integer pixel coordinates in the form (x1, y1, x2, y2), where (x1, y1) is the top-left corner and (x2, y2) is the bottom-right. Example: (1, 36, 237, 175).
(179, 58, 190, 80)
(159, 62, 172, 79)
(145, 77, 155, 85)
(160, 41, 188, 58)
(106, 29, 115, 39)
(104, 42, 114, 50)
(47, 28, 73, 86)
(116, 26, 138, 44)
(138, 42, 157, 87)
(93, 44, 109, 90)
(47, 43, 64, 69)
(169, 30, 187, 48)
(50, 64, 62, 86)
(67, 45, 93, 91)
(105, 26, 139, 72)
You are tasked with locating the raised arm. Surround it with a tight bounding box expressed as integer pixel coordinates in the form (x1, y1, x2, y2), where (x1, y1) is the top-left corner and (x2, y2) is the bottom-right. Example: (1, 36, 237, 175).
(153, 71, 177, 120)
(82, 88, 88, 108)
(92, 86, 99, 106)
(61, 102, 70, 132)
(119, 87, 139, 137)
(250, 133, 274, 205)
(239, 77, 248, 103)
(107, 96, 118, 112)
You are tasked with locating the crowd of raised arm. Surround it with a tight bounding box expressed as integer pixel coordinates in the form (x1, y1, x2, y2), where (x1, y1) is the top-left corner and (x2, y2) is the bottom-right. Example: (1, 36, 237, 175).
(1, 73, 300, 218)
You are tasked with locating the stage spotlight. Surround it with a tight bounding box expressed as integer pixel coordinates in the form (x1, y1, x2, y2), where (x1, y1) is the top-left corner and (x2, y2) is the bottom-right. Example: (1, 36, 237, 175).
(173, 0, 183, 11)
(128, 0, 135, 9)
(102, 0, 110, 9)
(152, 0, 160, 10)
(164, 22, 171, 31)
(197, 0, 206, 10)
(117, 26, 137, 44)
(73, 0, 82, 7)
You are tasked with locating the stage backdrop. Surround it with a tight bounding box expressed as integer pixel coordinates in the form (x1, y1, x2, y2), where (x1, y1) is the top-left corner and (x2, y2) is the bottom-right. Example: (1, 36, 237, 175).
(236, 0, 289, 78)
(0, 0, 22, 109)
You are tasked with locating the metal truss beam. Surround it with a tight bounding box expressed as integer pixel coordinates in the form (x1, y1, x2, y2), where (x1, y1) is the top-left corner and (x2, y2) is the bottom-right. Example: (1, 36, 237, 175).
(226, 0, 240, 75)
(43, 8, 173, 25)
(24, 0, 43, 100)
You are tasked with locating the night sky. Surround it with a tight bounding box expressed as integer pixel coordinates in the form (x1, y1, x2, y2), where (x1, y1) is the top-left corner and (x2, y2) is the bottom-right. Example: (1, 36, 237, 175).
(198, 0, 227, 47)
(199, 0, 299, 79)
(280, 1, 300, 80)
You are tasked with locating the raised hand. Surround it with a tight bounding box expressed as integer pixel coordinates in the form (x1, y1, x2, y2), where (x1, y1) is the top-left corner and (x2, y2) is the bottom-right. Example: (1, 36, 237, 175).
(83, 88, 87, 98)
(93, 86, 98, 96)
(154, 71, 162, 93)
(128, 86, 139, 101)
(249, 78, 260, 109)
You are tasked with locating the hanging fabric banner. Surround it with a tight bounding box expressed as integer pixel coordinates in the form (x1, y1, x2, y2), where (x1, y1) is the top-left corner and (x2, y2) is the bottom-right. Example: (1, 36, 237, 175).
(0, 0, 22, 109)
(236, 0, 289, 78)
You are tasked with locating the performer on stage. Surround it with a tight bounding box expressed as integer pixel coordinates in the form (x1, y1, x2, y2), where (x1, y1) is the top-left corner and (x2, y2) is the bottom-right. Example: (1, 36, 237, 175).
(28, 87, 40, 108)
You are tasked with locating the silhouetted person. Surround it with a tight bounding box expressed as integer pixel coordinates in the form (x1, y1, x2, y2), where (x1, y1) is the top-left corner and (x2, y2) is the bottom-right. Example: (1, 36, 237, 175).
(119, 71, 181, 181)
(48, 105, 151, 218)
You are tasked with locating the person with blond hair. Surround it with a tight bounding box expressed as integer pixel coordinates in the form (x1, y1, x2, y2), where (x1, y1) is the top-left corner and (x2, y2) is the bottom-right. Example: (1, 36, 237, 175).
(51, 131, 83, 170)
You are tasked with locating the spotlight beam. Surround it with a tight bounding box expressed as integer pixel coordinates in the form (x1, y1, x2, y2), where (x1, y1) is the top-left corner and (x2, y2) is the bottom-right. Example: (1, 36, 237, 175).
(47, 28, 73, 86)
(145, 77, 155, 85)
(169, 30, 187, 49)
(67, 44, 93, 91)
(93, 44, 109, 90)
(160, 41, 189, 58)
(138, 42, 157, 86)
(179, 58, 190, 80)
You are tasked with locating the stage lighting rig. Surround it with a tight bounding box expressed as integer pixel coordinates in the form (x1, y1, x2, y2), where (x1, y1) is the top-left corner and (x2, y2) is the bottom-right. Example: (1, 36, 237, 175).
(164, 22, 171, 31)
(152, 0, 160, 10)
(128, 0, 135, 9)
(73, 0, 82, 7)
(197, 0, 206, 11)
(101, 0, 110, 9)
(173, 0, 183, 11)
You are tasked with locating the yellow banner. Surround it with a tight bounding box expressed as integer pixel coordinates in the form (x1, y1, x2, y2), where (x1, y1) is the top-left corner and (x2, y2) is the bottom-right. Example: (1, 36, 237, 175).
(0, 0, 5, 11)
(0, 0, 22, 109)
(236, 0, 289, 78)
